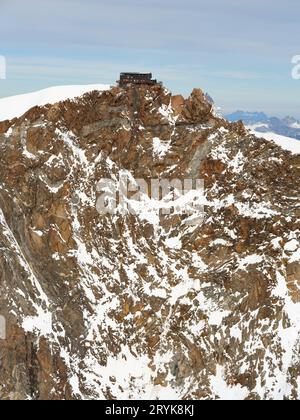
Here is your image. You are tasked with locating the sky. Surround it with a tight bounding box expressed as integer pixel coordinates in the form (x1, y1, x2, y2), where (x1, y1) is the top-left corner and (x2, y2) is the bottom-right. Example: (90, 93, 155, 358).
(0, 0, 299, 117)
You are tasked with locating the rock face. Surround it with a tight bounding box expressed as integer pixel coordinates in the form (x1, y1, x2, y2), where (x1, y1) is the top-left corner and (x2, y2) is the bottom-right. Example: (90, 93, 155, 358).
(0, 84, 299, 400)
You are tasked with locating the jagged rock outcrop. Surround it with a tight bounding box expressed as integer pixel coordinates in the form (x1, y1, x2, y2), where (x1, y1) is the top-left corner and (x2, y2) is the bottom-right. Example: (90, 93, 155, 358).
(0, 84, 299, 400)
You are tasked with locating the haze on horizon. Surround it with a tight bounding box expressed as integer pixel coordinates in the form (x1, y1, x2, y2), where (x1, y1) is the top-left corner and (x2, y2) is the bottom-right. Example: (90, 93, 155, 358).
(0, 0, 299, 118)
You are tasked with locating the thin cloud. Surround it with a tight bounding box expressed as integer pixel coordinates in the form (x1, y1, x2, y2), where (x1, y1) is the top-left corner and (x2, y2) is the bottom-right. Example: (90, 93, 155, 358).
(211, 71, 264, 80)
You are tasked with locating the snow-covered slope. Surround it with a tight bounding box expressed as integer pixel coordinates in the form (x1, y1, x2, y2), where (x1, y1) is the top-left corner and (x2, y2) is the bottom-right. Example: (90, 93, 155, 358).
(247, 126, 300, 155)
(0, 84, 110, 121)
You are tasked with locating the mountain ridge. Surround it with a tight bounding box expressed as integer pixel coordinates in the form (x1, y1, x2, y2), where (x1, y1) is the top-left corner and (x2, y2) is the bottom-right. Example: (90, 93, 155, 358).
(0, 83, 299, 400)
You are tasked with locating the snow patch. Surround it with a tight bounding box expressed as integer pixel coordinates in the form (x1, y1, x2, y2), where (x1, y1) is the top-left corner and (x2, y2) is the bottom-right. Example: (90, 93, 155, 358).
(22, 311, 53, 336)
(0, 84, 110, 121)
(153, 137, 171, 158)
(210, 366, 249, 400)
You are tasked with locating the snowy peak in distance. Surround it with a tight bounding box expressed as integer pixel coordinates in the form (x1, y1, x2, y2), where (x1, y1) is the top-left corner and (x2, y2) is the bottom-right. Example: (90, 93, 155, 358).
(0, 84, 110, 122)
(226, 110, 269, 124)
(225, 110, 300, 140)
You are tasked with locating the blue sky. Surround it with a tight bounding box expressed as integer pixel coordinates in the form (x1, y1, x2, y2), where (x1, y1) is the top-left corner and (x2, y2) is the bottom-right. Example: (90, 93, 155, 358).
(0, 0, 299, 117)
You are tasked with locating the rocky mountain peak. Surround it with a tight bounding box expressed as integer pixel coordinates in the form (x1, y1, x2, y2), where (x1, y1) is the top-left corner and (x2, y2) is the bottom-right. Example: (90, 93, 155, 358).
(0, 83, 299, 400)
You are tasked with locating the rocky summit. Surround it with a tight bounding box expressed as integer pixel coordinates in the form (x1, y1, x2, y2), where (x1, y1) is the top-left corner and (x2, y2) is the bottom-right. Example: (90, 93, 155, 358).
(0, 83, 299, 400)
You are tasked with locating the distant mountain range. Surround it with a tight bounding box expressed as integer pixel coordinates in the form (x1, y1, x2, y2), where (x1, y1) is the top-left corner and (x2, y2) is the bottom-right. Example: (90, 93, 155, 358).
(225, 111, 300, 140)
